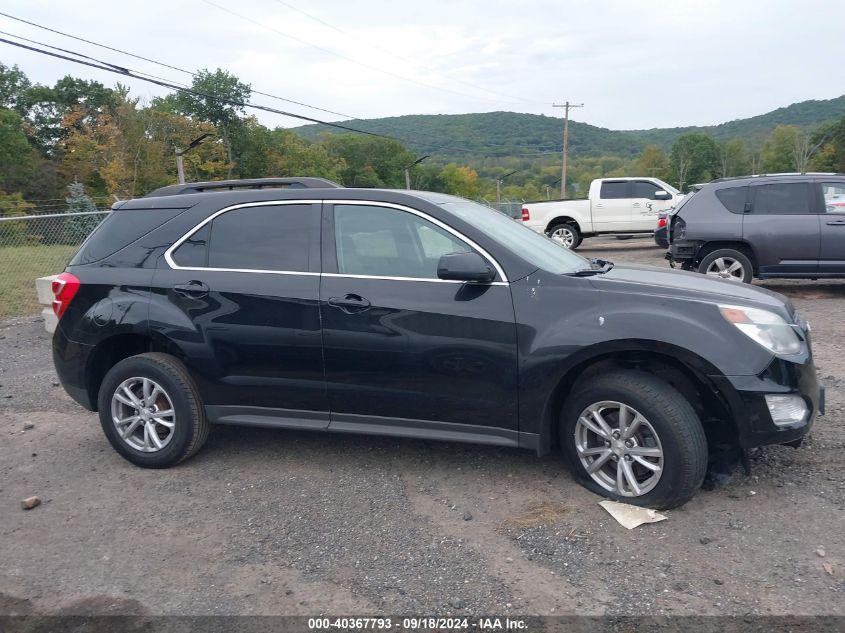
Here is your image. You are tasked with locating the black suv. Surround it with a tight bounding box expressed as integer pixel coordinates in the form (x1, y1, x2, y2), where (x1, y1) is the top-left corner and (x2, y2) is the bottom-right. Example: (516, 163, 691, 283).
(668, 173, 845, 282)
(52, 178, 823, 508)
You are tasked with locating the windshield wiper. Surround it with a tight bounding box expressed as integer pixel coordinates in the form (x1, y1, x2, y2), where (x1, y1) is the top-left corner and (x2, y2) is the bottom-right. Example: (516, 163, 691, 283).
(565, 258, 614, 276)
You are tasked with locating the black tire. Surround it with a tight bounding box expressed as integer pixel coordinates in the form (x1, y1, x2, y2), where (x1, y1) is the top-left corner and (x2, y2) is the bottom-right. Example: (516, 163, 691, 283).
(697, 248, 753, 283)
(560, 370, 708, 509)
(547, 223, 581, 250)
(97, 352, 209, 468)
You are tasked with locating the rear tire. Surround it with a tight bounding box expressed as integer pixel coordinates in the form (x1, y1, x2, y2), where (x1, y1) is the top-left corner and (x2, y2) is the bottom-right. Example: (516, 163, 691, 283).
(560, 370, 708, 509)
(548, 223, 580, 249)
(97, 353, 209, 468)
(697, 248, 753, 283)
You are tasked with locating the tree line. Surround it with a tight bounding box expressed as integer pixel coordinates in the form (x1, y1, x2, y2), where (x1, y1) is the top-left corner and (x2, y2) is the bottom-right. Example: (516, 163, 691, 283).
(1, 61, 844, 217)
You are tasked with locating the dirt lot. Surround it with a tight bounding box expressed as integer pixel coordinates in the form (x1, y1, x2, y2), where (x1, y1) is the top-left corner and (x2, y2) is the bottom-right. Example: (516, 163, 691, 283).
(0, 236, 843, 618)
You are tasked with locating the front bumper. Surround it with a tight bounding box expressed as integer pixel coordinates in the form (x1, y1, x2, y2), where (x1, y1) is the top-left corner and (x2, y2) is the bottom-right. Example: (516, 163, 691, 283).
(711, 355, 822, 449)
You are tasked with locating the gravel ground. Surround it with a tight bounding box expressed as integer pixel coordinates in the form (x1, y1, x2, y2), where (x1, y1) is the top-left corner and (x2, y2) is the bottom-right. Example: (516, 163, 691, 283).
(0, 236, 843, 618)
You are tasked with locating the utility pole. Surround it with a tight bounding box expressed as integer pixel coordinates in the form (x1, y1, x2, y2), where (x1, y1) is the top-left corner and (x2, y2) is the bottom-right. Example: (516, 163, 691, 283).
(552, 101, 584, 199)
(174, 133, 213, 184)
(496, 170, 517, 210)
(403, 155, 430, 189)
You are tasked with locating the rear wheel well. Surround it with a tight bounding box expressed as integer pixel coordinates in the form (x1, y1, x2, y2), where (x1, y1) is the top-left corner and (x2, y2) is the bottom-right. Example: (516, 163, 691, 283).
(86, 334, 159, 411)
(545, 351, 735, 454)
(545, 217, 581, 234)
(696, 241, 757, 274)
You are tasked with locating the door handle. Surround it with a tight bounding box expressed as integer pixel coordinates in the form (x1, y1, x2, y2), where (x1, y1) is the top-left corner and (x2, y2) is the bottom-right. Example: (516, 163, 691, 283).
(173, 280, 209, 298)
(632, 203, 641, 207)
(826, 219, 845, 225)
(327, 294, 371, 314)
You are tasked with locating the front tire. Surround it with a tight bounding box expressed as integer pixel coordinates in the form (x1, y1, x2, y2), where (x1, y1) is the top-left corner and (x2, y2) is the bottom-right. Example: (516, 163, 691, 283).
(547, 223, 581, 249)
(560, 371, 708, 509)
(97, 353, 209, 468)
(698, 248, 753, 283)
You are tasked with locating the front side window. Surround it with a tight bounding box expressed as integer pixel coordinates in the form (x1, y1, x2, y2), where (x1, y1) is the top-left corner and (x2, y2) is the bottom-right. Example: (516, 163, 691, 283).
(820, 182, 845, 214)
(752, 183, 811, 215)
(600, 181, 630, 199)
(171, 204, 313, 271)
(334, 204, 471, 279)
(632, 181, 661, 199)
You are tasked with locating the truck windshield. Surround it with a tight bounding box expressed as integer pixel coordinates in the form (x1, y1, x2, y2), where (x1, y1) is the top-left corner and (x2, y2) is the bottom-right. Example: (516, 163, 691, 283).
(440, 201, 589, 275)
(654, 179, 680, 195)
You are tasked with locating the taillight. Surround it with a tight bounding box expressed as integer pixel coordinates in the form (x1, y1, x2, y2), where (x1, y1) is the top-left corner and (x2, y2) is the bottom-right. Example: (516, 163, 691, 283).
(51, 272, 80, 319)
(521, 207, 530, 221)
(657, 217, 667, 228)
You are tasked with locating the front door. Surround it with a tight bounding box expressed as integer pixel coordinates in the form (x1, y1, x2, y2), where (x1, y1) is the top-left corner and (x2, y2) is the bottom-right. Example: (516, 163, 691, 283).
(319, 202, 519, 443)
(150, 202, 327, 425)
(818, 181, 845, 274)
(743, 182, 820, 276)
(592, 180, 632, 232)
(630, 180, 670, 231)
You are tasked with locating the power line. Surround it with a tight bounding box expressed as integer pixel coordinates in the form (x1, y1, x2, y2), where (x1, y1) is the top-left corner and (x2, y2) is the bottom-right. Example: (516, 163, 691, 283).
(269, 0, 545, 107)
(201, 0, 528, 108)
(0, 30, 571, 159)
(0, 10, 360, 121)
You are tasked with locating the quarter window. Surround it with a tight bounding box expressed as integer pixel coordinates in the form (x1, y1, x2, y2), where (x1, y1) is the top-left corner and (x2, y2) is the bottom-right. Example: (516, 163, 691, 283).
(600, 181, 630, 199)
(752, 183, 811, 215)
(334, 205, 472, 279)
(820, 182, 845, 214)
(715, 186, 748, 213)
(171, 204, 313, 271)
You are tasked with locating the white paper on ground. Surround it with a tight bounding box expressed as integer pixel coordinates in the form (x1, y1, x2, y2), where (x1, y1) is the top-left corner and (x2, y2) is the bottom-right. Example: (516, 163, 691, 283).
(599, 500, 668, 529)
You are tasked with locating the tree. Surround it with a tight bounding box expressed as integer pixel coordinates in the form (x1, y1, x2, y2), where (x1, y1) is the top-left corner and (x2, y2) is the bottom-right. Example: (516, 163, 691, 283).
(64, 181, 102, 244)
(320, 135, 415, 187)
(810, 117, 845, 173)
(0, 190, 34, 246)
(634, 145, 669, 178)
(717, 139, 747, 178)
(0, 63, 32, 116)
(761, 125, 799, 172)
(0, 109, 36, 193)
(165, 69, 251, 176)
(439, 164, 480, 198)
(670, 134, 719, 190)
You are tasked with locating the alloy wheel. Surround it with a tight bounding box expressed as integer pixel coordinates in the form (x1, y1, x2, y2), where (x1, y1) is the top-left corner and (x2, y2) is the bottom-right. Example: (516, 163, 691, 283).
(111, 377, 176, 452)
(705, 256, 745, 282)
(549, 227, 575, 248)
(574, 401, 664, 497)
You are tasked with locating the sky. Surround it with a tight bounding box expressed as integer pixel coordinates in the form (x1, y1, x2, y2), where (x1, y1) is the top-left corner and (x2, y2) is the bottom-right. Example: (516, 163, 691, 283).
(1, 0, 844, 132)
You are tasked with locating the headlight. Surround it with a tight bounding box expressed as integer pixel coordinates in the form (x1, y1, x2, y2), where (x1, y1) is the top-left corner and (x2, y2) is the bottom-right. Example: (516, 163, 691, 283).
(718, 304, 802, 355)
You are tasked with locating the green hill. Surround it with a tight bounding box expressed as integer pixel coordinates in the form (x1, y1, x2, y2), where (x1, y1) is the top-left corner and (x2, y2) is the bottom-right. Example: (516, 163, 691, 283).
(294, 95, 845, 163)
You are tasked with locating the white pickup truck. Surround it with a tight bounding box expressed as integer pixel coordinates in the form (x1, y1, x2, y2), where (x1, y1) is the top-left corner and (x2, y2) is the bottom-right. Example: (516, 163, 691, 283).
(521, 177, 683, 249)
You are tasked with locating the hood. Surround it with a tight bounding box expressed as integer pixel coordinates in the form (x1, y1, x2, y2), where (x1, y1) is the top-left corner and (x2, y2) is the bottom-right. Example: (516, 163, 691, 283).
(587, 263, 795, 318)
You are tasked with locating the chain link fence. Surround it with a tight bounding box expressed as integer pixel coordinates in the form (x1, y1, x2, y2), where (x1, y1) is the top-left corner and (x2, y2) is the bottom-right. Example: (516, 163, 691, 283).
(475, 197, 525, 219)
(0, 210, 109, 318)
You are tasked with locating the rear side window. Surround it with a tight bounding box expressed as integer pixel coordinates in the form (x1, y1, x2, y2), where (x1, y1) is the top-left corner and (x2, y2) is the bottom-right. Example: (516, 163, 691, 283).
(715, 186, 748, 213)
(752, 183, 810, 214)
(820, 182, 845, 214)
(70, 208, 184, 265)
(171, 204, 314, 272)
(600, 181, 630, 199)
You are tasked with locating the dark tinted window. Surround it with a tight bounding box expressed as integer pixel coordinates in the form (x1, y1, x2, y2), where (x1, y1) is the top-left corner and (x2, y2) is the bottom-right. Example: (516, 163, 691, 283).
(752, 183, 810, 214)
(334, 204, 470, 279)
(715, 186, 748, 213)
(171, 223, 210, 267)
(632, 181, 661, 199)
(70, 208, 183, 265)
(600, 181, 630, 199)
(206, 204, 313, 271)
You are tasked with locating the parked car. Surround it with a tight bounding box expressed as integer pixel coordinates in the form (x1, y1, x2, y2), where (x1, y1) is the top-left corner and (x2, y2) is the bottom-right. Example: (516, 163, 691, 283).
(521, 177, 684, 249)
(654, 210, 670, 248)
(668, 174, 845, 282)
(51, 177, 822, 509)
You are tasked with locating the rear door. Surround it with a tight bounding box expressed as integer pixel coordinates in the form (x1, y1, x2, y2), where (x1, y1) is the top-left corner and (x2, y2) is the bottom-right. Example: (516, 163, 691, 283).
(817, 180, 845, 274)
(743, 182, 820, 276)
(151, 201, 327, 425)
(592, 181, 632, 232)
(319, 201, 519, 443)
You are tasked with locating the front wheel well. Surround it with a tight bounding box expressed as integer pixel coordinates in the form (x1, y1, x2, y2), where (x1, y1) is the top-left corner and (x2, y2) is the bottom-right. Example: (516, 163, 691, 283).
(544, 350, 735, 455)
(545, 217, 581, 234)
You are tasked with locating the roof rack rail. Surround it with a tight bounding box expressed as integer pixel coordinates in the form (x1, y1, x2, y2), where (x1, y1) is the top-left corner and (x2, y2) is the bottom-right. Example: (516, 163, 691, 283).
(145, 177, 343, 198)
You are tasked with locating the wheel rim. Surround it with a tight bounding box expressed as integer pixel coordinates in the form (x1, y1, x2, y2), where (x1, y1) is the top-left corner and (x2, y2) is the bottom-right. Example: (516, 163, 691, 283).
(574, 401, 664, 497)
(705, 256, 745, 281)
(111, 377, 176, 453)
(549, 227, 575, 248)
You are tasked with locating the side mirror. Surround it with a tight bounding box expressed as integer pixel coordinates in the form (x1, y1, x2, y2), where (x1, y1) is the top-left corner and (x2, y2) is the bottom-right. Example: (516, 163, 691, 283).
(653, 190, 672, 201)
(437, 252, 496, 283)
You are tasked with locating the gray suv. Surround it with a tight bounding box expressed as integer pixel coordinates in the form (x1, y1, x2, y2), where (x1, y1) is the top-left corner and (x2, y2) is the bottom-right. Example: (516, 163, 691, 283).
(668, 174, 845, 282)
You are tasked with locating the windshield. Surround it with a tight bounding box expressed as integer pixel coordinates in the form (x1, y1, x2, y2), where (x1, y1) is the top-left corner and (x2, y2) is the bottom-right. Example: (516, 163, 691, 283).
(653, 179, 680, 195)
(440, 200, 589, 274)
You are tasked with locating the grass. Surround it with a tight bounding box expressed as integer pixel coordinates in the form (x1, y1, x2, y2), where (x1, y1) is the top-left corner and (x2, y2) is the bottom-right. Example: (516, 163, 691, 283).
(0, 245, 77, 318)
